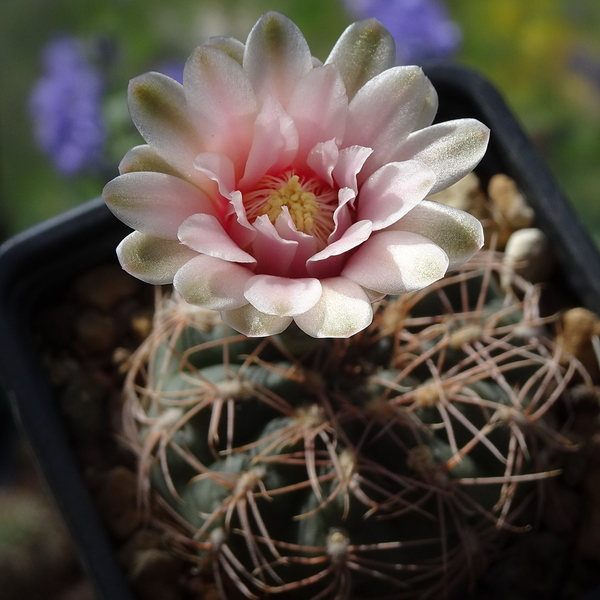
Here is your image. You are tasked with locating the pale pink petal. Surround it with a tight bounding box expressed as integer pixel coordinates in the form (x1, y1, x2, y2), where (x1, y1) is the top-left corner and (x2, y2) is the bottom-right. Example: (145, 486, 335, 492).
(227, 190, 257, 248)
(413, 83, 438, 131)
(103, 172, 217, 240)
(328, 187, 356, 244)
(357, 160, 436, 230)
(184, 45, 257, 175)
(117, 231, 198, 285)
(310, 220, 372, 262)
(127, 73, 206, 185)
(325, 19, 396, 100)
(332, 145, 373, 193)
(204, 36, 245, 64)
(363, 288, 386, 303)
(118, 145, 181, 177)
(221, 304, 293, 337)
(243, 11, 313, 106)
(239, 96, 299, 189)
(194, 152, 236, 199)
(178, 214, 256, 264)
(294, 277, 373, 338)
(342, 230, 449, 295)
(387, 200, 484, 270)
(344, 66, 437, 180)
(307, 220, 373, 279)
(306, 139, 339, 186)
(250, 215, 298, 276)
(173, 254, 252, 310)
(393, 119, 491, 195)
(274, 209, 317, 275)
(286, 64, 348, 161)
(244, 275, 322, 316)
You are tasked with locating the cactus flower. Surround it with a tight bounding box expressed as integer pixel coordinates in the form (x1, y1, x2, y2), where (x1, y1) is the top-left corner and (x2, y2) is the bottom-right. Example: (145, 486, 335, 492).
(103, 11, 488, 338)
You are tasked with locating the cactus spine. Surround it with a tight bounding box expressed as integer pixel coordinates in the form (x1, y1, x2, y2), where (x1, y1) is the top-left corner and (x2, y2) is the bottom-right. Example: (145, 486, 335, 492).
(122, 249, 584, 599)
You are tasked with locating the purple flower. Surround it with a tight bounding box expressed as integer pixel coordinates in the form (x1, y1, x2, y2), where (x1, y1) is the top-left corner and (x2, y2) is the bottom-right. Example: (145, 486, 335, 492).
(156, 61, 185, 84)
(570, 50, 600, 90)
(343, 0, 461, 64)
(29, 37, 105, 176)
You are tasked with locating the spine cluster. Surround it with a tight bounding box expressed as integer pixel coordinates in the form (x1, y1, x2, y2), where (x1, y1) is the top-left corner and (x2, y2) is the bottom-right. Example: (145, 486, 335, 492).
(123, 248, 585, 599)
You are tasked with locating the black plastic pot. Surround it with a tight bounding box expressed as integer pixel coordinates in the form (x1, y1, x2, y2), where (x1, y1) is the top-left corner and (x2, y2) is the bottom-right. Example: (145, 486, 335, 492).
(0, 65, 599, 600)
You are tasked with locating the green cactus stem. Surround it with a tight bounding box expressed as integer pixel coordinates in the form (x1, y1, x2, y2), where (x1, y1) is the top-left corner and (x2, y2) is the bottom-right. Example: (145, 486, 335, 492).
(122, 250, 586, 599)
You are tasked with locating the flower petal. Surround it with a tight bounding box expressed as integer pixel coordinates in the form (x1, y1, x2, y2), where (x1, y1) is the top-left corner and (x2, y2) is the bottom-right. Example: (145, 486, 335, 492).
(244, 275, 322, 316)
(413, 81, 439, 131)
(274, 210, 317, 274)
(103, 172, 217, 240)
(178, 213, 256, 264)
(173, 254, 252, 310)
(325, 19, 396, 100)
(286, 64, 348, 162)
(243, 11, 313, 106)
(329, 187, 356, 244)
(228, 190, 258, 248)
(389, 200, 484, 270)
(194, 152, 236, 199)
(358, 160, 436, 230)
(204, 36, 245, 64)
(239, 96, 299, 189)
(118, 144, 182, 177)
(221, 304, 293, 337)
(250, 215, 298, 276)
(394, 119, 490, 195)
(307, 220, 373, 279)
(332, 145, 373, 193)
(342, 230, 449, 295)
(294, 277, 373, 338)
(128, 73, 205, 184)
(117, 231, 198, 284)
(306, 139, 339, 187)
(184, 45, 257, 174)
(345, 66, 438, 179)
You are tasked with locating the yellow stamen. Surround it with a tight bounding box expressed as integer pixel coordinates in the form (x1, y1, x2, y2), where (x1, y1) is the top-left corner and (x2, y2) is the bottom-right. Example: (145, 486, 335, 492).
(261, 175, 319, 232)
(243, 170, 338, 249)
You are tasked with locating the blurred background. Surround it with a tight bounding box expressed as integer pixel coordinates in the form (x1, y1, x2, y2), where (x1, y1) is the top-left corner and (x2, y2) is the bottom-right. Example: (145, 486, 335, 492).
(1, 0, 600, 240)
(1, 0, 600, 598)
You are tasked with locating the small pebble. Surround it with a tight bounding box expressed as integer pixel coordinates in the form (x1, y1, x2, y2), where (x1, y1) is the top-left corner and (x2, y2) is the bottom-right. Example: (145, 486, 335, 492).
(75, 309, 116, 354)
(488, 173, 534, 239)
(131, 309, 154, 342)
(129, 548, 183, 600)
(428, 172, 488, 215)
(558, 307, 600, 382)
(96, 466, 143, 540)
(73, 264, 139, 312)
(59, 372, 107, 440)
(118, 529, 163, 571)
(501, 227, 554, 290)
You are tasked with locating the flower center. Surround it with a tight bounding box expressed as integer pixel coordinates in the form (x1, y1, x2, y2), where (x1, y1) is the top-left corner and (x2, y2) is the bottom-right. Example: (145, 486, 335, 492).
(243, 171, 338, 249)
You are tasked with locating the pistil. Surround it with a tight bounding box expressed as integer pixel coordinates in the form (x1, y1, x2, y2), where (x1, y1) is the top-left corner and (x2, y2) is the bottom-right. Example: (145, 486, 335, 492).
(243, 170, 338, 249)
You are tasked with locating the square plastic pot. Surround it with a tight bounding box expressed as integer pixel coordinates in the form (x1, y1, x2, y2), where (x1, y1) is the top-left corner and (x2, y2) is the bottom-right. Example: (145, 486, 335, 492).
(0, 65, 599, 600)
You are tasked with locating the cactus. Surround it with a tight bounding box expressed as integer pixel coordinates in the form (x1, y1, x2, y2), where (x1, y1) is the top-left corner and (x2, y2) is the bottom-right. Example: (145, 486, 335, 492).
(122, 248, 585, 600)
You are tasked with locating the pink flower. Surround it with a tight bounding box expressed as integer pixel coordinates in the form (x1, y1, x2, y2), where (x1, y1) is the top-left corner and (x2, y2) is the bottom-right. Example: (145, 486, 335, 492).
(103, 12, 488, 338)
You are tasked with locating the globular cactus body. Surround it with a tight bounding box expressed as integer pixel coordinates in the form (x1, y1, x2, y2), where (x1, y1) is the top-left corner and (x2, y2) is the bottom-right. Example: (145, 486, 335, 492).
(124, 251, 582, 599)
